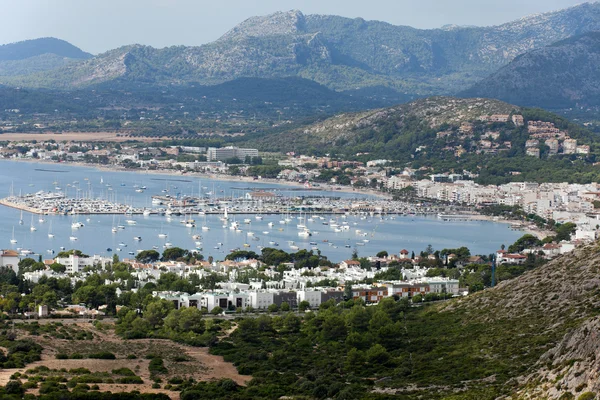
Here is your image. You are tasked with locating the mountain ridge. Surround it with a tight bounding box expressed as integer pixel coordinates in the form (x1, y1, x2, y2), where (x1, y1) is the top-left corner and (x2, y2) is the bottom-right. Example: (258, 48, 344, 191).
(3, 3, 600, 94)
(462, 31, 600, 109)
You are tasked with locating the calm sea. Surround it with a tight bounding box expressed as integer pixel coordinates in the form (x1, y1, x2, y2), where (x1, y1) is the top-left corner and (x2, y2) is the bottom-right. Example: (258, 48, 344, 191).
(0, 161, 521, 262)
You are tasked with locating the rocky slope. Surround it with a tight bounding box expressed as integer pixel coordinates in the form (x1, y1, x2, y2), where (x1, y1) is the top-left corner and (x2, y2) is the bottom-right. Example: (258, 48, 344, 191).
(463, 32, 600, 109)
(247, 96, 520, 152)
(5, 3, 600, 94)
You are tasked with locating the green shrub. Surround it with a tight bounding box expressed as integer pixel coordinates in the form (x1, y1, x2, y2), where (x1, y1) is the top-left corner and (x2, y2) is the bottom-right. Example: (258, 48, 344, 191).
(69, 368, 91, 375)
(112, 368, 136, 376)
(149, 357, 168, 375)
(88, 351, 116, 359)
(578, 393, 596, 400)
(118, 376, 143, 384)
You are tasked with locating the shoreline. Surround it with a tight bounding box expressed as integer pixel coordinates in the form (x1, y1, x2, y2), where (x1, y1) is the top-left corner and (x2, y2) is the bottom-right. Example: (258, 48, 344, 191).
(2, 158, 390, 199)
(472, 215, 552, 240)
(0, 159, 551, 240)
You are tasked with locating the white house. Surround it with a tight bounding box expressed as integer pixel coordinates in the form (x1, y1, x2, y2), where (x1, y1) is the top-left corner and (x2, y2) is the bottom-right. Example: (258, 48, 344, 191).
(248, 291, 274, 309)
(54, 254, 111, 274)
(0, 250, 20, 273)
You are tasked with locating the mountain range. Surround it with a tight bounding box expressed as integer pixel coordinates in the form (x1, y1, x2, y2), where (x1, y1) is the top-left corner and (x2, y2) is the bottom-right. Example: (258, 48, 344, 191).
(462, 31, 600, 109)
(2, 2, 600, 101)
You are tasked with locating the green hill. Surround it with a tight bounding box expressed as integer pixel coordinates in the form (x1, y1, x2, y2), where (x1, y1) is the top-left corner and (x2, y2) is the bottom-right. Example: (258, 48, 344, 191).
(242, 96, 600, 184)
(203, 242, 600, 399)
(0, 38, 92, 77)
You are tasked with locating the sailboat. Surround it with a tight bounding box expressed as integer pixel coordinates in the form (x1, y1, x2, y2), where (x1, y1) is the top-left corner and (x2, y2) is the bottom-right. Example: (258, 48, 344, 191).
(30, 215, 37, 232)
(220, 206, 229, 222)
(201, 214, 210, 231)
(10, 227, 17, 244)
(18, 211, 23, 225)
(48, 221, 55, 238)
(111, 215, 118, 233)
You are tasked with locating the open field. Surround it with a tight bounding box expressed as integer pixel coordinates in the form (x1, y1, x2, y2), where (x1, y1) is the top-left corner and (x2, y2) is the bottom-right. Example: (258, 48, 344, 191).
(0, 321, 250, 398)
(0, 132, 166, 142)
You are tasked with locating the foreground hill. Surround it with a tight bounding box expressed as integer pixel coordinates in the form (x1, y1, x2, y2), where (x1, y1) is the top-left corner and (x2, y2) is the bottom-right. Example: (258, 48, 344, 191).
(463, 32, 600, 109)
(204, 242, 600, 399)
(0, 38, 92, 77)
(4, 3, 600, 94)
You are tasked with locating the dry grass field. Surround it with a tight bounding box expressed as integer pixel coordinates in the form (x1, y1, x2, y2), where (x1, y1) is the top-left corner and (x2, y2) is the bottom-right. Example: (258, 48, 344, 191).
(0, 321, 250, 398)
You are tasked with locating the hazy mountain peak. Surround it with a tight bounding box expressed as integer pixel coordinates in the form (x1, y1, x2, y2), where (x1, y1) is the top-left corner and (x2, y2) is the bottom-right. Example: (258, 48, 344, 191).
(219, 10, 306, 41)
(0, 37, 92, 61)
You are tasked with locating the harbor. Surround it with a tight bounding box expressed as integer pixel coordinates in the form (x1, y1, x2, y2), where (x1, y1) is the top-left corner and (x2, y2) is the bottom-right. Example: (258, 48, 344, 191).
(0, 160, 523, 261)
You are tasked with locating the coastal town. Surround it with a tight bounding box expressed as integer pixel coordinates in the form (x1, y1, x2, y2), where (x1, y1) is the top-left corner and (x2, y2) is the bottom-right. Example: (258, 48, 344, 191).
(1, 128, 599, 241)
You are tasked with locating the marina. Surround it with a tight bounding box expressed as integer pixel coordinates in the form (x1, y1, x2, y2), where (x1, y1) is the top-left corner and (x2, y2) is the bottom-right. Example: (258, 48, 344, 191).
(0, 160, 523, 261)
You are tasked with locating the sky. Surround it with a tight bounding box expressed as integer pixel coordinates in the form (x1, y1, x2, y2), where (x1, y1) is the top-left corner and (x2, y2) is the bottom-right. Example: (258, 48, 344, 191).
(0, 0, 590, 54)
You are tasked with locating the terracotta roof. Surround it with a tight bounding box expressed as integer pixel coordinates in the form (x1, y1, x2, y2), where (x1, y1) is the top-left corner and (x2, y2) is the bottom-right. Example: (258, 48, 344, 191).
(400, 249, 409, 254)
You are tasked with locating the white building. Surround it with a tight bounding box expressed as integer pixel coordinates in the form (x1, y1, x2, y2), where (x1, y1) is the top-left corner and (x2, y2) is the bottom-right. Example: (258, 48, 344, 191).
(206, 146, 258, 162)
(248, 291, 274, 309)
(0, 250, 20, 273)
(297, 290, 322, 308)
(54, 254, 111, 274)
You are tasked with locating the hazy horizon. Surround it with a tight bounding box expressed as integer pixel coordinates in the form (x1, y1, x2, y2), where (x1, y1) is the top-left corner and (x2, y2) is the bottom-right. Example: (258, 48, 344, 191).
(0, 0, 590, 54)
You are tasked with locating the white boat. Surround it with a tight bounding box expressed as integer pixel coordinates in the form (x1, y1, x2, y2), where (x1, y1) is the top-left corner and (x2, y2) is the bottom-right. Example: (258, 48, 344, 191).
(298, 230, 311, 237)
(290, 245, 299, 250)
(69, 236, 78, 241)
(158, 233, 168, 238)
(220, 207, 229, 221)
(201, 226, 210, 231)
(268, 222, 274, 227)
(71, 222, 84, 229)
(119, 242, 127, 247)
(230, 221, 240, 230)
(118, 225, 125, 230)
(47, 221, 54, 238)
(255, 215, 263, 220)
(247, 231, 255, 236)
(20, 249, 33, 255)
(195, 241, 202, 247)
(38, 217, 45, 223)
(263, 231, 270, 235)
(163, 242, 173, 248)
(126, 220, 137, 225)
(143, 209, 151, 216)
(112, 227, 118, 233)
(136, 189, 144, 193)
(297, 224, 307, 230)
(133, 236, 142, 241)
(19, 211, 24, 225)
(192, 234, 201, 240)
(10, 227, 17, 244)
(244, 219, 252, 224)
